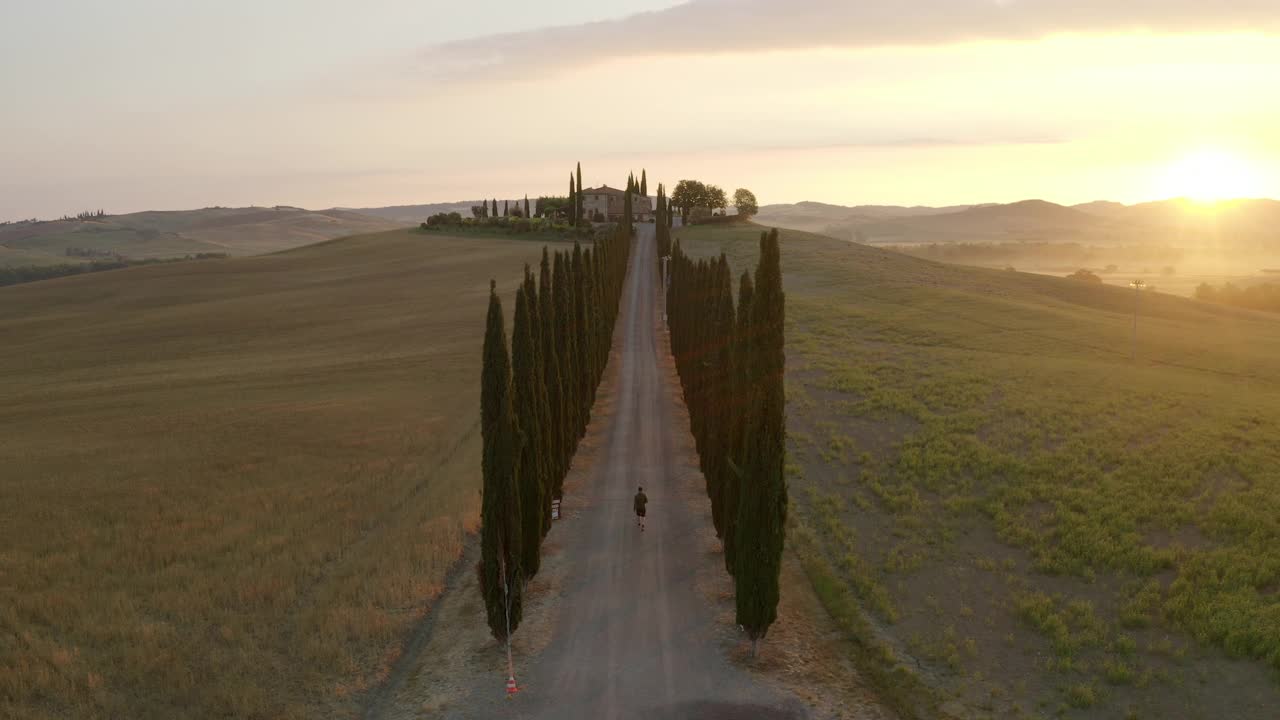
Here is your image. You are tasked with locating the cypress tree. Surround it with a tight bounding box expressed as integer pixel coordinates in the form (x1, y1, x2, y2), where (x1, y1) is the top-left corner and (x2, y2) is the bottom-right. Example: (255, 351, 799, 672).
(576, 163, 583, 224)
(512, 281, 547, 577)
(655, 185, 671, 277)
(569, 174, 576, 224)
(525, 195, 531, 219)
(571, 242, 592, 428)
(538, 248, 566, 498)
(480, 281, 523, 641)
(504, 200, 509, 217)
(492, 198, 498, 218)
(723, 269, 753, 576)
(706, 256, 736, 537)
(640, 169, 648, 197)
(591, 246, 608, 378)
(522, 266, 553, 508)
(582, 247, 598, 406)
(734, 229, 786, 656)
(553, 251, 580, 461)
(624, 184, 634, 236)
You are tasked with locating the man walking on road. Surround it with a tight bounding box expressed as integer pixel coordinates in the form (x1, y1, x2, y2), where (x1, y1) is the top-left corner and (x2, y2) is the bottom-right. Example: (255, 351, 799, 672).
(633, 486, 648, 531)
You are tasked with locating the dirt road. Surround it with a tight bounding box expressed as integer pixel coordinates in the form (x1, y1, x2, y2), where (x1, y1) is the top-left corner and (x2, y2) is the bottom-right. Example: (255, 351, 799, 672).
(424, 224, 809, 719)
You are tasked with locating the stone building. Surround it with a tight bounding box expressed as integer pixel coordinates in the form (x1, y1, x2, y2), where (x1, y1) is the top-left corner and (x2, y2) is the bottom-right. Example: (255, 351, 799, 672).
(580, 185, 654, 222)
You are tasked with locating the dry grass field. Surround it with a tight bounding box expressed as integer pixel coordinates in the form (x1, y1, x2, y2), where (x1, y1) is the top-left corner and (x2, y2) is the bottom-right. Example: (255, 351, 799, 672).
(0, 207, 398, 267)
(0, 229, 568, 719)
(677, 223, 1280, 719)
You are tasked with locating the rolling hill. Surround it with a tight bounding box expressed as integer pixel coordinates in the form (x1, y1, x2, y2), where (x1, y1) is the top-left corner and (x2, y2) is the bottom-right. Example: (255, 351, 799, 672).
(0, 206, 399, 266)
(756, 197, 1280, 252)
(754, 200, 977, 236)
(0, 228, 571, 720)
(678, 222, 1280, 719)
(343, 201, 493, 224)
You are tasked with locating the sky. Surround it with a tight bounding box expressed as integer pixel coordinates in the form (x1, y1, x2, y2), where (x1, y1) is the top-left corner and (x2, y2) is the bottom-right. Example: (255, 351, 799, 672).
(3, 0, 1280, 220)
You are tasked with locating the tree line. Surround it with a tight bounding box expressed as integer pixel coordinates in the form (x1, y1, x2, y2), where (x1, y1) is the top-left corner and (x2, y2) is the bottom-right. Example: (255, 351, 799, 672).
(467, 196, 534, 221)
(654, 183, 674, 274)
(1196, 280, 1280, 314)
(479, 221, 634, 647)
(669, 180, 758, 224)
(666, 228, 787, 655)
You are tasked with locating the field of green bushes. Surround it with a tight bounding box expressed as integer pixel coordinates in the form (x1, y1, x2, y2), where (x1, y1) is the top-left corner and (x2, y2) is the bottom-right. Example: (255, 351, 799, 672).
(677, 223, 1280, 719)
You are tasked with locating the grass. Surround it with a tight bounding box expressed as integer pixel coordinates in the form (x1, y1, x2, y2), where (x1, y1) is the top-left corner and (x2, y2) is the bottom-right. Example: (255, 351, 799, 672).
(0, 207, 397, 265)
(0, 228, 570, 719)
(677, 222, 1280, 718)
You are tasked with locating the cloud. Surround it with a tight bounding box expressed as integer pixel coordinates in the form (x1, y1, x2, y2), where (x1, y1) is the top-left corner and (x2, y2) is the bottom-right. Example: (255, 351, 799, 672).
(417, 0, 1280, 81)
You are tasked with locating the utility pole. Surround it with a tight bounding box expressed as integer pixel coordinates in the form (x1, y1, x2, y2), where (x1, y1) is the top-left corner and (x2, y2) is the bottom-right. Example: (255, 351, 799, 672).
(1130, 279, 1146, 362)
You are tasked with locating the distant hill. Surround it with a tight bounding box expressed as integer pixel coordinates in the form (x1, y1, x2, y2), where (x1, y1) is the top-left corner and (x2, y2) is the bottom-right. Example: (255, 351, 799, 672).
(756, 201, 976, 235)
(756, 197, 1280, 250)
(0, 206, 399, 267)
(342, 201, 534, 224)
(1071, 200, 1128, 217)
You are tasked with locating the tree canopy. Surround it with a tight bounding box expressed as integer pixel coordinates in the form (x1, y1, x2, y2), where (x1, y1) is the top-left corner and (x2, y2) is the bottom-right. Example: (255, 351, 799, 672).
(733, 188, 759, 217)
(671, 180, 729, 216)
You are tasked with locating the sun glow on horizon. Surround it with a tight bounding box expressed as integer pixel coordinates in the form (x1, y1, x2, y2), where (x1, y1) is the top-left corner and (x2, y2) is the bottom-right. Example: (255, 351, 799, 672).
(1153, 148, 1267, 204)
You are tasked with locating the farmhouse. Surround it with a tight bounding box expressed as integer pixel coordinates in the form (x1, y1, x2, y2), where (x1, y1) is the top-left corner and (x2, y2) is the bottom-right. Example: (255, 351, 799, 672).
(580, 185, 654, 222)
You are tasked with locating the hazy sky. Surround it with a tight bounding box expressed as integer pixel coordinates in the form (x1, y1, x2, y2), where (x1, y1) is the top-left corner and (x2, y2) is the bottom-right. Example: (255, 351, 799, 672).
(3, 0, 1279, 219)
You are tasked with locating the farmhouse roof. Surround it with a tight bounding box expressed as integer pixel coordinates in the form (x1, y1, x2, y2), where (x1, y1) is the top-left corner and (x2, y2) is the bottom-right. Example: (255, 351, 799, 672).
(581, 185, 629, 196)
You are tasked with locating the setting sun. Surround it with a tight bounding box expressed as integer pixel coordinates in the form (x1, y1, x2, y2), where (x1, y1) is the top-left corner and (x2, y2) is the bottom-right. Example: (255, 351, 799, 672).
(1154, 148, 1266, 203)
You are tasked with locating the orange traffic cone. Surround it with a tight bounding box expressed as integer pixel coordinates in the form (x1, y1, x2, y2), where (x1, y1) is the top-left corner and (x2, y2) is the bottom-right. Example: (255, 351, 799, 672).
(505, 674, 519, 697)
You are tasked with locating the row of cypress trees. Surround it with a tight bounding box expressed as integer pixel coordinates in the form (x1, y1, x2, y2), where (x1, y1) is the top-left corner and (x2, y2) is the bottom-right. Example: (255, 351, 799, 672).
(481, 197, 533, 218)
(666, 228, 787, 655)
(479, 223, 633, 643)
(568, 163, 585, 225)
(654, 183, 673, 273)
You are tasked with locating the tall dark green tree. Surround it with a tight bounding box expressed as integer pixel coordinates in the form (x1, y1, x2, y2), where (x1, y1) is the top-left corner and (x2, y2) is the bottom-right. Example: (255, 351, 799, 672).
(734, 229, 786, 655)
(586, 249, 599, 399)
(553, 251, 581, 461)
(705, 256, 736, 537)
(524, 195, 531, 219)
(571, 242, 593, 428)
(723, 269, 753, 576)
(655, 184, 672, 277)
(511, 279, 547, 577)
(492, 198, 499, 217)
(640, 169, 648, 197)
(538, 248, 566, 498)
(623, 183, 634, 235)
(576, 163, 584, 224)
(522, 266, 554, 530)
(590, 246, 608, 379)
(569, 174, 576, 224)
(480, 281, 523, 641)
